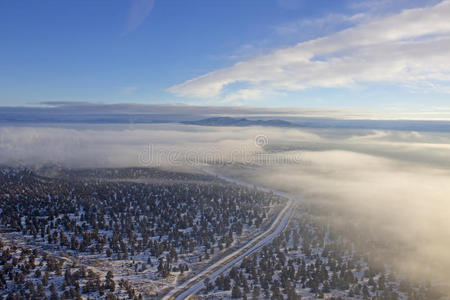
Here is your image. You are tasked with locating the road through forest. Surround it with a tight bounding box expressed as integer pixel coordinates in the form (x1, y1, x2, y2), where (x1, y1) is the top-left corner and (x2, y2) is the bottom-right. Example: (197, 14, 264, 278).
(162, 173, 297, 300)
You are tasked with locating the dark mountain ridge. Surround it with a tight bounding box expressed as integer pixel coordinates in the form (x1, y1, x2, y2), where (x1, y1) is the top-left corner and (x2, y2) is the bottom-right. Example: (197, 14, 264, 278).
(182, 117, 294, 127)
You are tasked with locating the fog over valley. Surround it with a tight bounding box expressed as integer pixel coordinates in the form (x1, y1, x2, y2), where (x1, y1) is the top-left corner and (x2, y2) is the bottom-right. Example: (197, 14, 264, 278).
(1, 123, 449, 292)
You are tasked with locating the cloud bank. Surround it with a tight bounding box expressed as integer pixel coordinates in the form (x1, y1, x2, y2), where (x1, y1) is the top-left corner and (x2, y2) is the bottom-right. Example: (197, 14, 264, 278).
(169, 1, 450, 100)
(244, 150, 450, 284)
(3, 102, 450, 122)
(1, 124, 450, 286)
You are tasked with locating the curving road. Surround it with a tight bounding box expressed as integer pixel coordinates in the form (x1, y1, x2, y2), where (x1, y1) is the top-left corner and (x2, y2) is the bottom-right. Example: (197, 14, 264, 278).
(162, 174, 296, 300)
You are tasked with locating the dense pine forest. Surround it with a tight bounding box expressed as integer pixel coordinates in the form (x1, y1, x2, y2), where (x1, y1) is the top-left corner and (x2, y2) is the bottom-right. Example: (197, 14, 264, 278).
(0, 167, 442, 299)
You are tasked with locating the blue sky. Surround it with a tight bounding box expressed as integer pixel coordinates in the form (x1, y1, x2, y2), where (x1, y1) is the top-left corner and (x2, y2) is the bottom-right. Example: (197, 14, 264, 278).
(1, 0, 449, 114)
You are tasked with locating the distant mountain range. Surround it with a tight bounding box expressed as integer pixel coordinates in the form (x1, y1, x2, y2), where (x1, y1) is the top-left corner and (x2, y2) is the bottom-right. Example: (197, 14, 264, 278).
(182, 117, 295, 127)
(182, 117, 450, 132)
(2, 110, 450, 132)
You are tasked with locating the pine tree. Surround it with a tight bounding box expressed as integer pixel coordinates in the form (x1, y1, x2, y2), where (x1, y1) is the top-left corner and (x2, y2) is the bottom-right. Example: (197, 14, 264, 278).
(232, 284, 242, 299)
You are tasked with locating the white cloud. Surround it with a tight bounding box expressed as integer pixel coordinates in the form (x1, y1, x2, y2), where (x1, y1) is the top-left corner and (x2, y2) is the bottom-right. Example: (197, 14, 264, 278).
(168, 0, 450, 100)
(222, 89, 264, 104)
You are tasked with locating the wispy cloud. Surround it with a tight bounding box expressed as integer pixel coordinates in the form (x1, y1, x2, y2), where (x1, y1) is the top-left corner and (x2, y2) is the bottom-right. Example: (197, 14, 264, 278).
(123, 0, 155, 34)
(168, 1, 450, 101)
(122, 85, 138, 95)
(348, 0, 442, 15)
(273, 13, 366, 38)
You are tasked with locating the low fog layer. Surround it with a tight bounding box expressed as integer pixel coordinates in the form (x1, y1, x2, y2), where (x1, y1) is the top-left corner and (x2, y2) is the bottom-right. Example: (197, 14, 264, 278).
(245, 151, 450, 282)
(1, 124, 450, 285)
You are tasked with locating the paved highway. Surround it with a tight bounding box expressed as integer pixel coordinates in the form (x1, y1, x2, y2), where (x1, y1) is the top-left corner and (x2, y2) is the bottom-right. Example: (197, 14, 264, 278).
(162, 174, 296, 300)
